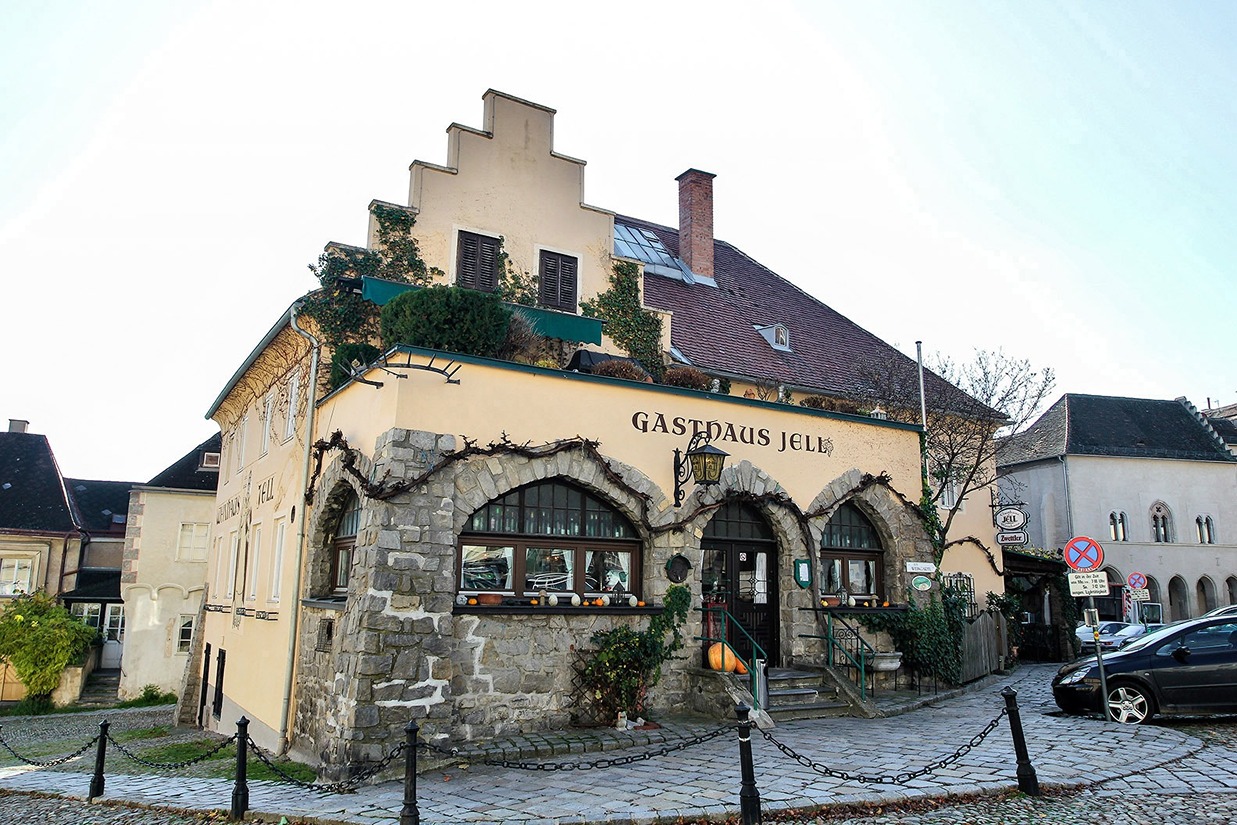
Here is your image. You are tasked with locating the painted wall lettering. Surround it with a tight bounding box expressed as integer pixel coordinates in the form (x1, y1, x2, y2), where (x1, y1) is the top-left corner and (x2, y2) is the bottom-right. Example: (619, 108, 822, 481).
(630, 410, 833, 456)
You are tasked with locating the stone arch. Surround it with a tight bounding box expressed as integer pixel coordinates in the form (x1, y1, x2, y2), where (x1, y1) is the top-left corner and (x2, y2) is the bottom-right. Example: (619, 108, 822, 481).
(451, 445, 659, 544)
(1196, 575, 1218, 614)
(1168, 575, 1190, 621)
(306, 451, 373, 599)
(1227, 576, 1237, 606)
(805, 468, 935, 601)
(679, 460, 812, 669)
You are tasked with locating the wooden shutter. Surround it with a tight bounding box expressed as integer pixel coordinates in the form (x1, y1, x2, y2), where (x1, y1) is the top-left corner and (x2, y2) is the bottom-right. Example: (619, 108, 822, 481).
(456, 231, 499, 292)
(539, 251, 577, 311)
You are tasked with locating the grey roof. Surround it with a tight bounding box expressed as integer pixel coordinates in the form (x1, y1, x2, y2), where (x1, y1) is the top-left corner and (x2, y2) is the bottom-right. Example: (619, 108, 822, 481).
(0, 432, 77, 533)
(65, 479, 140, 536)
(147, 433, 222, 491)
(998, 394, 1236, 467)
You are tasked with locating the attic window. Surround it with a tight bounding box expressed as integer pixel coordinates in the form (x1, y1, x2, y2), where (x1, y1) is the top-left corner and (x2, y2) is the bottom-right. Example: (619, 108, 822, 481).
(112, 514, 126, 525)
(755, 324, 791, 352)
(200, 452, 222, 470)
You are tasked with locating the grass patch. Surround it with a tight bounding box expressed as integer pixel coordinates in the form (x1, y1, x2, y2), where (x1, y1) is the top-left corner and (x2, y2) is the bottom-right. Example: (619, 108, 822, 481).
(116, 726, 170, 742)
(137, 738, 234, 764)
(115, 685, 178, 708)
(207, 755, 318, 783)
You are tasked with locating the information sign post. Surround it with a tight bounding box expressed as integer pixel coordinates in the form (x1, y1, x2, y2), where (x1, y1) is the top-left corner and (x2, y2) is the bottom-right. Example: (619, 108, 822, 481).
(1064, 536, 1110, 721)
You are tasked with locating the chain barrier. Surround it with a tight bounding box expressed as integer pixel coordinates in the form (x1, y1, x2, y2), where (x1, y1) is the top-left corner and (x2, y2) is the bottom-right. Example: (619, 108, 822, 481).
(104, 731, 238, 771)
(0, 728, 99, 768)
(246, 736, 406, 794)
(474, 723, 735, 771)
(757, 707, 1008, 786)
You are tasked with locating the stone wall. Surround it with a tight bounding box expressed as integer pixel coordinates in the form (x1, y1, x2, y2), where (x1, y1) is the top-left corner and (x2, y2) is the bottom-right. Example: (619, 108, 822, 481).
(292, 427, 936, 771)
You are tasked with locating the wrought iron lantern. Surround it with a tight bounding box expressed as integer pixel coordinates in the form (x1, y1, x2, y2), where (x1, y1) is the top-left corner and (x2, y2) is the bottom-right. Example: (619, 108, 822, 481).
(673, 432, 729, 507)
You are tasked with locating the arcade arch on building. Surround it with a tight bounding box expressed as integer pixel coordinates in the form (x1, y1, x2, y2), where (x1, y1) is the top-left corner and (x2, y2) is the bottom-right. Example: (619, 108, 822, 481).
(1168, 575, 1190, 621)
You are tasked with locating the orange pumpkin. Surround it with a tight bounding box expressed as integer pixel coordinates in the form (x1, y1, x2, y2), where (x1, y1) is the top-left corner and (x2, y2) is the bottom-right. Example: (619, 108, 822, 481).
(707, 641, 746, 673)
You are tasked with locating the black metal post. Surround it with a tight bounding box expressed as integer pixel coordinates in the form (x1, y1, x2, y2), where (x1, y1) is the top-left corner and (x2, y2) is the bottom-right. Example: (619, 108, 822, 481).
(230, 716, 250, 821)
(400, 719, 420, 825)
(88, 719, 108, 800)
(1000, 687, 1040, 796)
(735, 703, 762, 825)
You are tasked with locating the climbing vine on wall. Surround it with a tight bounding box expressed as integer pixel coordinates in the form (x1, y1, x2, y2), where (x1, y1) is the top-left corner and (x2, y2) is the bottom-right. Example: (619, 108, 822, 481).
(581, 261, 664, 380)
(494, 239, 540, 306)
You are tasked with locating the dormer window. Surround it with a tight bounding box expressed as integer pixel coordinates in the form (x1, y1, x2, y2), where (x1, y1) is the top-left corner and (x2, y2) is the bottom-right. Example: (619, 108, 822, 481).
(755, 324, 791, 352)
(200, 452, 222, 470)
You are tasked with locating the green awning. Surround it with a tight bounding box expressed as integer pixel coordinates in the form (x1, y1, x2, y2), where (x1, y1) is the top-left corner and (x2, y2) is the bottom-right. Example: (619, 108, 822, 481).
(361, 277, 603, 345)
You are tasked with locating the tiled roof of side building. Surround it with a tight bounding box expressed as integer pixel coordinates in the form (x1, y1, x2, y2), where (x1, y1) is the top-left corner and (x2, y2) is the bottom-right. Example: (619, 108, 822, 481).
(999, 394, 1236, 467)
(146, 433, 222, 491)
(65, 479, 141, 535)
(618, 215, 993, 417)
(0, 432, 77, 533)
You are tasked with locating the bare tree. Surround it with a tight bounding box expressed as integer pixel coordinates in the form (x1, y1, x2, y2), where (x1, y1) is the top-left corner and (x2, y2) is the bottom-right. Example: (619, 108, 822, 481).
(858, 348, 1055, 542)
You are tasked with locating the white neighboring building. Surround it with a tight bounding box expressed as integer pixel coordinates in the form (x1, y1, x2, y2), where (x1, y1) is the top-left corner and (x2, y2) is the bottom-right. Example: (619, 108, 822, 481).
(119, 434, 219, 699)
(998, 394, 1237, 622)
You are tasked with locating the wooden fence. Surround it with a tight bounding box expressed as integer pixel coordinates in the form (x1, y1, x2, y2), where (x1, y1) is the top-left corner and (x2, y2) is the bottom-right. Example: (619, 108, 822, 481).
(960, 611, 1005, 683)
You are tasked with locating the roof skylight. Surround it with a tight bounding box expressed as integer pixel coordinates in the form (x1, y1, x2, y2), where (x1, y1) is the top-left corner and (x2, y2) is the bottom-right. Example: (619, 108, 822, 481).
(613, 221, 716, 287)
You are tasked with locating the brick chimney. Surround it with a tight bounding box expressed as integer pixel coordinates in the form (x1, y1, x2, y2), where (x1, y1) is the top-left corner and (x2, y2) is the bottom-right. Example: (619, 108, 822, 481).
(676, 169, 716, 277)
(8, 419, 29, 433)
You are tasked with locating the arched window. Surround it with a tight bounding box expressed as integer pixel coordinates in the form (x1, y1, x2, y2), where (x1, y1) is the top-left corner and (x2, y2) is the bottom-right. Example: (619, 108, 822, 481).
(820, 503, 884, 601)
(1150, 503, 1174, 543)
(1108, 511, 1128, 542)
(459, 480, 640, 598)
(1196, 515, 1216, 544)
(331, 491, 361, 594)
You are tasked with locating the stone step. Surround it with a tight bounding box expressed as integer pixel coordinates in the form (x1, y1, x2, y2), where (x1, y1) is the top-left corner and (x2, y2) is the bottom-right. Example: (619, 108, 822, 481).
(767, 699, 853, 721)
(76, 669, 121, 707)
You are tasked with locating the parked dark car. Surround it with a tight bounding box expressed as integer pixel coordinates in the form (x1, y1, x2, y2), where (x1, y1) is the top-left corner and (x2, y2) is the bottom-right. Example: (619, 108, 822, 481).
(1053, 616, 1237, 723)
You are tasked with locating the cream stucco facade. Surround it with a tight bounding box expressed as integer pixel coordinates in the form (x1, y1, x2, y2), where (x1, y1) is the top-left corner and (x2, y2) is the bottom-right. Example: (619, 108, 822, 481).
(195, 90, 1005, 767)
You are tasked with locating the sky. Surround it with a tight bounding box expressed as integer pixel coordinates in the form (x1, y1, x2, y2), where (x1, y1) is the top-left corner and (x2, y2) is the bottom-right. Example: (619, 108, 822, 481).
(3, 1, 1235, 481)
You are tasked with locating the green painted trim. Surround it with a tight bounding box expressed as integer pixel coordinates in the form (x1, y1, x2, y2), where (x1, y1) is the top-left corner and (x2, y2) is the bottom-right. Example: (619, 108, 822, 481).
(361, 276, 603, 345)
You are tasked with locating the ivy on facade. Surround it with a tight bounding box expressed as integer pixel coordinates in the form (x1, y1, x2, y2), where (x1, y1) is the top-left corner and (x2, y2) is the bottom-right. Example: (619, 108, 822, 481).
(581, 261, 664, 380)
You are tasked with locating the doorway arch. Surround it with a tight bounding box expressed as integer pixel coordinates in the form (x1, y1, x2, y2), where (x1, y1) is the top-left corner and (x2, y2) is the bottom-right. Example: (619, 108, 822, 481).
(1168, 575, 1190, 621)
(701, 501, 779, 666)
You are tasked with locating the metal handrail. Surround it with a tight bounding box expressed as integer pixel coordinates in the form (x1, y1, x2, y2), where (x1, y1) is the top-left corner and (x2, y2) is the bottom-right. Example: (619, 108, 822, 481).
(800, 610, 877, 700)
(695, 605, 767, 710)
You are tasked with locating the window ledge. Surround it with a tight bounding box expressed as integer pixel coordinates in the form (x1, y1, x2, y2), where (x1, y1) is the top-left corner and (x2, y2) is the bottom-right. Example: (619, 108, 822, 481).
(301, 597, 347, 612)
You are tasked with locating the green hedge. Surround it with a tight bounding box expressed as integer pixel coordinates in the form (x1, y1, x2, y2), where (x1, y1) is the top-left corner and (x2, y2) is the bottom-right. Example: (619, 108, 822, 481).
(380, 285, 512, 357)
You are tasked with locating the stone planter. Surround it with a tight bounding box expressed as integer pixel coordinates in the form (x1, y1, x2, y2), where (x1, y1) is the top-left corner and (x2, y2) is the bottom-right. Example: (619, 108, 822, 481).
(870, 652, 903, 672)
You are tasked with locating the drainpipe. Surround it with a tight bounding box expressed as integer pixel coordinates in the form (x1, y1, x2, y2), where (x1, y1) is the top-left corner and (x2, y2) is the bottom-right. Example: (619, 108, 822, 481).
(1058, 455, 1074, 539)
(279, 301, 321, 755)
(915, 341, 928, 481)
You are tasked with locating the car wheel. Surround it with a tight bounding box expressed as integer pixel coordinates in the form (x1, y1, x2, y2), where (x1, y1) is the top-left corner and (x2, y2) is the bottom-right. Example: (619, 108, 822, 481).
(1106, 683, 1154, 724)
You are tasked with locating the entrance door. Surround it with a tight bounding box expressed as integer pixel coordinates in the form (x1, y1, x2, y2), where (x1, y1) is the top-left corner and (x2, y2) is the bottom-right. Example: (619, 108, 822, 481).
(101, 604, 125, 669)
(701, 502, 779, 666)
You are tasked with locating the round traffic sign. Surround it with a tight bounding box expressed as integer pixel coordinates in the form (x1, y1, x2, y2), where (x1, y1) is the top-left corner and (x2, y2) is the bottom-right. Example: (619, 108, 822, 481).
(1063, 536, 1105, 572)
(1127, 571, 1147, 590)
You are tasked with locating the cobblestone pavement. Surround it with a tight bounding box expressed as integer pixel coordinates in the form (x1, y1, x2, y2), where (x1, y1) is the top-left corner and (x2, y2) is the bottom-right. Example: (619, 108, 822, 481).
(0, 664, 1233, 824)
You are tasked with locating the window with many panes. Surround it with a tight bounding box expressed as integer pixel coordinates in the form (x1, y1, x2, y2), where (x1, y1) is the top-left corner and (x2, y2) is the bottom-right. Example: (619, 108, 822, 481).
(819, 503, 884, 602)
(538, 250, 578, 311)
(331, 492, 361, 594)
(0, 556, 34, 596)
(177, 522, 210, 562)
(177, 615, 195, 653)
(456, 230, 500, 292)
(459, 480, 640, 598)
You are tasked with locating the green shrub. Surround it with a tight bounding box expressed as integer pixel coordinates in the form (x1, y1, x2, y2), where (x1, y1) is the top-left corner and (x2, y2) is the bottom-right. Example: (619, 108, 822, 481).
(116, 684, 179, 708)
(580, 261, 665, 380)
(661, 366, 711, 391)
(329, 342, 382, 391)
(573, 585, 690, 724)
(0, 592, 97, 701)
(380, 285, 512, 357)
(591, 358, 652, 382)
